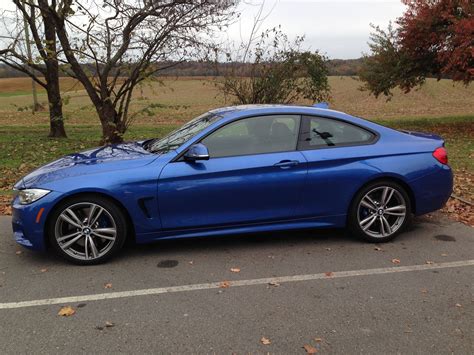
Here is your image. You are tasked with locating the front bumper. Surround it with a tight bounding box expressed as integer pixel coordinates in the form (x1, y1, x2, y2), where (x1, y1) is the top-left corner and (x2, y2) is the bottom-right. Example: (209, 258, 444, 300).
(11, 191, 62, 251)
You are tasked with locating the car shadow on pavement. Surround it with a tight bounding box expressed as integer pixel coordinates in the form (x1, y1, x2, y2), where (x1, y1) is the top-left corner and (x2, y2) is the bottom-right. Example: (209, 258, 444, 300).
(119, 227, 408, 262)
(114, 216, 433, 263)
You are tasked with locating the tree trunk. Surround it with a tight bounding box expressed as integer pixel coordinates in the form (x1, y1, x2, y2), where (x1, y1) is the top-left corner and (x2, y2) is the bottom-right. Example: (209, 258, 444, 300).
(42, 7, 67, 138)
(47, 100, 67, 138)
(98, 102, 124, 145)
(45, 77, 67, 138)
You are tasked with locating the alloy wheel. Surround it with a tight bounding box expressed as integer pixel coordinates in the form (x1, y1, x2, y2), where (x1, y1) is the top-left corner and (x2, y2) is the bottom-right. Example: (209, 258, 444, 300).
(357, 186, 407, 238)
(54, 202, 117, 261)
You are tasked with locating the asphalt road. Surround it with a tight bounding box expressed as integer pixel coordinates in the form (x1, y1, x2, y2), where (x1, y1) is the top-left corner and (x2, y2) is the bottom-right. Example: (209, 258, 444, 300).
(0, 213, 473, 354)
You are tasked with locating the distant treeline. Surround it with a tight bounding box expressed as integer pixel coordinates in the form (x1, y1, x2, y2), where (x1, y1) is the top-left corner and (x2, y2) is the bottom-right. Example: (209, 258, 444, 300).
(0, 58, 363, 78)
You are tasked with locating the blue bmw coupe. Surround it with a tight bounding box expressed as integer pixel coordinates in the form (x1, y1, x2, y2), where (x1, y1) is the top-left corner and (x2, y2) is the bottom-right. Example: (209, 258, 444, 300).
(12, 105, 452, 264)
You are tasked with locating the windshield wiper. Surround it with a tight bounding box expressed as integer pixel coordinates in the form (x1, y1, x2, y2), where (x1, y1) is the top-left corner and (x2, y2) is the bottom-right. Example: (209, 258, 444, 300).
(149, 143, 182, 154)
(141, 139, 157, 151)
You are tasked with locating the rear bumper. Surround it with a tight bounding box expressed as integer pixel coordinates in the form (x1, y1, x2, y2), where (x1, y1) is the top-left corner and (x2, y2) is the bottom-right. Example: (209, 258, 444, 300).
(11, 191, 61, 251)
(410, 165, 453, 216)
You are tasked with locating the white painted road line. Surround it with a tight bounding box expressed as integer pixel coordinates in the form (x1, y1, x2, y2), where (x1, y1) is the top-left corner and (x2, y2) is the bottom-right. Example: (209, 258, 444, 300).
(1, 260, 473, 310)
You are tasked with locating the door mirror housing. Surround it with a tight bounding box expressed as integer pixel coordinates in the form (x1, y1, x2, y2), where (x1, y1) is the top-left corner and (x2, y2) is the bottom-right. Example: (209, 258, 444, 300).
(184, 143, 210, 161)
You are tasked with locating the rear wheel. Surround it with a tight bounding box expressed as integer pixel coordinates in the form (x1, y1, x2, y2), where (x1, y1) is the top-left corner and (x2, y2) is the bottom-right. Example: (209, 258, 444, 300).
(349, 181, 412, 242)
(48, 195, 127, 265)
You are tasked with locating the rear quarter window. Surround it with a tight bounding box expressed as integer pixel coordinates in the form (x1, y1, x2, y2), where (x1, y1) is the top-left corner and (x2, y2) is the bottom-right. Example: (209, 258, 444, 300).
(298, 116, 376, 149)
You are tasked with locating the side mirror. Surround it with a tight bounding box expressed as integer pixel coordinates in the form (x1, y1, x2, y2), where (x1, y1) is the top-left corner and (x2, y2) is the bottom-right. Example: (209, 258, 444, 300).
(184, 143, 210, 161)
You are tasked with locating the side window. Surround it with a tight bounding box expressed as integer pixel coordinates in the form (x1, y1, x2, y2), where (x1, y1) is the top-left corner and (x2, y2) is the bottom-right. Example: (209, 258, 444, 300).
(298, 116, 375, 149)
(202, 115, 300, 158)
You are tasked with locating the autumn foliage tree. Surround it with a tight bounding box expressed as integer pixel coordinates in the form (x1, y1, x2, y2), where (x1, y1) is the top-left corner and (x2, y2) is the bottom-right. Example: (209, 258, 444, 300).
(359, 0, 473, 98)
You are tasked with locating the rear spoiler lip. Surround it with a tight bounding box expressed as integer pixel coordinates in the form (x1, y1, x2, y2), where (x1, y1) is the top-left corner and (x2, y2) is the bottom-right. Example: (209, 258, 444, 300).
(399, 129, 444, 144)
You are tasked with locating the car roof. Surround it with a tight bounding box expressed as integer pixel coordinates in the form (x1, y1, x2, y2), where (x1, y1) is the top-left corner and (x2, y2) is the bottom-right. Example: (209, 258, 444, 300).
(209, 104, 378, 128)
(210, 104, 326, 114)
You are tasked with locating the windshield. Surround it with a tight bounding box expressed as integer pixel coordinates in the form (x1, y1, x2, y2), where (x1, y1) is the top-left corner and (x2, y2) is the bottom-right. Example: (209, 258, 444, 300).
(144, 112, 220, 153)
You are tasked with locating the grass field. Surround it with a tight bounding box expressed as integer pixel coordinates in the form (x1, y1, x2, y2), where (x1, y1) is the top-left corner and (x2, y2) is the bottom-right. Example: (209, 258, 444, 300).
(1, 76, 474, 126)
(0, 76, 472, 221)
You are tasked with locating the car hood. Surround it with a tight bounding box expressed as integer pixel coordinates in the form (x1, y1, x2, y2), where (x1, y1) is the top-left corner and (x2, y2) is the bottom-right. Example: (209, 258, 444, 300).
(15, 142, 159, 189)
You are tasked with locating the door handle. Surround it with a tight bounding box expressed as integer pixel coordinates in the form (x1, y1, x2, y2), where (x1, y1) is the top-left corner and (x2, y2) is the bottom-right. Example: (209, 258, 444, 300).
(274, 160, 299, 168)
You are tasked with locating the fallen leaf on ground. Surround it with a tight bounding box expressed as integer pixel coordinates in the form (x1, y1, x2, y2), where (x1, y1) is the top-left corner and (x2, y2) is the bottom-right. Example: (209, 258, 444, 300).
(15, 251, 22, 255)
(260, 337, 271, 345)
(325, 248, 331, 251)
(40, 268, 48, 273)
(391, 258, 401, 264)
(325, 272, 334, 277)
(425, 260, 434, 265)
(104, 283, 112, 289)
(314, 338, 323, 343)
(455, 303, 462, 308)
(1, 205, 12, 215)
(105, 321, 114, 328)
(443, 192, 474, 227)
(421, 288, 428, 293)
(303, 344, 318, 354)
(374, 247, 382, 251)
(219, 281, 231, 288)
(58, 306, 75, 317)
(230, 268, 240, 273)
(188, 261, 194, 265)
(441, 253, 448, 257)
(268, 281, 280, 287)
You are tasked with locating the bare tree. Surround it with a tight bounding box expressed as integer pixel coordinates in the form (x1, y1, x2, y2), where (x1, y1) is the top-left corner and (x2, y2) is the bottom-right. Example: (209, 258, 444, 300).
(37, 0, 236, 144)
(215, 2, 330, 105)
(0, 0, 67, 138)
(217, 28, 330, 105)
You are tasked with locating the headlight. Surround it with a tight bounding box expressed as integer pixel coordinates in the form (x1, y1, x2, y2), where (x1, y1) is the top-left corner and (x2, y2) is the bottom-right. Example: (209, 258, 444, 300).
(18, 189, 51, 205)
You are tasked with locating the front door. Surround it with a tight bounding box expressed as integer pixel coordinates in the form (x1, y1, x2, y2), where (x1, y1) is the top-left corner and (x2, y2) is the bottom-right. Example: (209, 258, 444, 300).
(158, 114, 308, 230)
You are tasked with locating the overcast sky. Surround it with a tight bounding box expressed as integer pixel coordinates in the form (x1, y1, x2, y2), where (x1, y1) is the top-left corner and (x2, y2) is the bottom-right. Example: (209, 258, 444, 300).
(0, 0, 406, 60)
(227, 0, 406, 59)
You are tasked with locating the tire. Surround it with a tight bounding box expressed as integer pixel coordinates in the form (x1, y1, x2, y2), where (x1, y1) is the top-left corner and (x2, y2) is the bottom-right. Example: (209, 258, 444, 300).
(348, 180, 412, 243)
(47, 195, 127, 265)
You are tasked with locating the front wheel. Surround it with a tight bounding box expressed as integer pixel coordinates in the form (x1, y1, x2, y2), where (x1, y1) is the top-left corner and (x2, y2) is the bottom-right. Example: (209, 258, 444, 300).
(348, 181, 412, 243)
(48, 195, 127, 265)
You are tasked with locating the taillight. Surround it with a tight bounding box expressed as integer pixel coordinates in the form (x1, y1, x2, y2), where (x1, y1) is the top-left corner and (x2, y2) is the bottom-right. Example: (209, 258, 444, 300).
(433, 147, 448, 165)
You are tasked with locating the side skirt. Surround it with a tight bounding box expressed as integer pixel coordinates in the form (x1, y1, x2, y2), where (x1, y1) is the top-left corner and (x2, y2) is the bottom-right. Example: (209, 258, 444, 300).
(135, 214, 347, 244)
